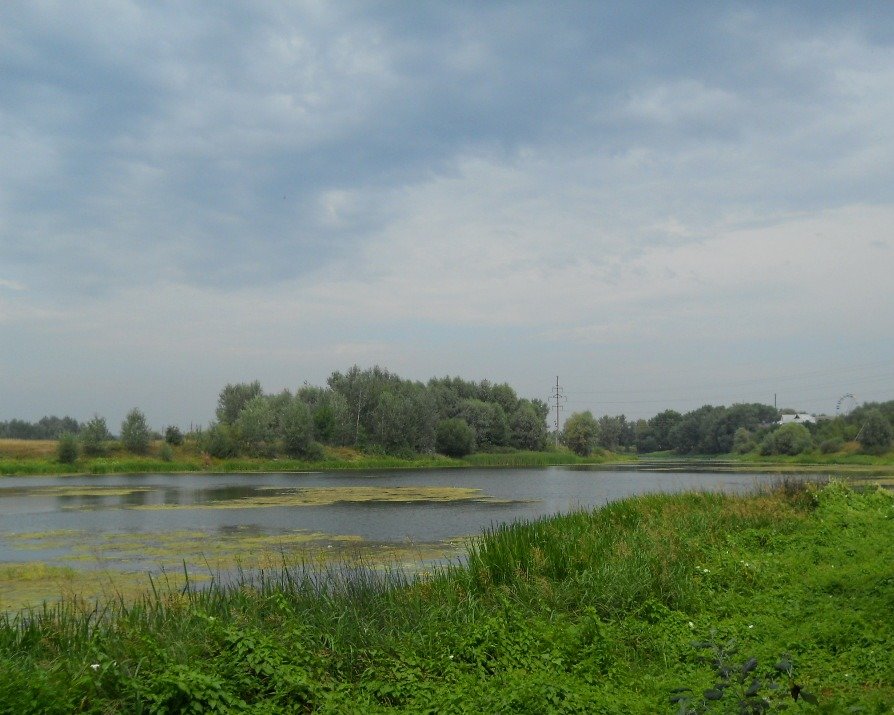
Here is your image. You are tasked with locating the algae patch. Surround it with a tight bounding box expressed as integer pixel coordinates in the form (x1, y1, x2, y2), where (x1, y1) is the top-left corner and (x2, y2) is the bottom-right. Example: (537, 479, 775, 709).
(129, 485, 506, 510)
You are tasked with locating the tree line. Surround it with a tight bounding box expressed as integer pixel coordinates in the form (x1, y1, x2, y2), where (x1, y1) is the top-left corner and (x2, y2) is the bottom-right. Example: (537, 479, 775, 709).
(201, 366, 550, 459)
(561, 400, 894, 456)
(6, 366, 893, 460)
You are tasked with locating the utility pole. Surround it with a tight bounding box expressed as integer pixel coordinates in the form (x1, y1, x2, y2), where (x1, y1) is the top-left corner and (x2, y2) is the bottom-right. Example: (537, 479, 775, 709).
(550, 376, 566, 447)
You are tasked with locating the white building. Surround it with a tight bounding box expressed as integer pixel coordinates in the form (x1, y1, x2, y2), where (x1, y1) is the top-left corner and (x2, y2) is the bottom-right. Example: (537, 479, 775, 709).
(779, 413, 815, 425)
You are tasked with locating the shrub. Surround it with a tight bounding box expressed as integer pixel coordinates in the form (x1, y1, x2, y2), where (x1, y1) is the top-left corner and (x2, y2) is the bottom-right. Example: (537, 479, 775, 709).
(280, 399, 315, 458)
(202, 423, 238, 459)
(57, 433, 79, 464)
(732, 427, 755, 454)
(436, 418, 475, 457)
(759, 423, 813, 456)
(819, 438, 843, 454)
(164, 425, 184, 446)
(120, 408, 151, 455)
(159, 443, 174, 462)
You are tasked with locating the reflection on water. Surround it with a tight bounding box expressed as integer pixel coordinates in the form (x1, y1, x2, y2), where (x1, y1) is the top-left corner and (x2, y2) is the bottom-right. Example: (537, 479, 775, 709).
(0, 466, 811, 577)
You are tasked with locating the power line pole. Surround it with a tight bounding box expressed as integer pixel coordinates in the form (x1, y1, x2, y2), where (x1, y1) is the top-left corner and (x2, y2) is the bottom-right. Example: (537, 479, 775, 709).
(550, 376, 566, 447)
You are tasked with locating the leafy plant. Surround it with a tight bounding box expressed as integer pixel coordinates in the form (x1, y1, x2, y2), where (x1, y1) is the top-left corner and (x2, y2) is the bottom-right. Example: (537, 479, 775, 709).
(671, 638, 818, 713)
(57, 432, 79, 464)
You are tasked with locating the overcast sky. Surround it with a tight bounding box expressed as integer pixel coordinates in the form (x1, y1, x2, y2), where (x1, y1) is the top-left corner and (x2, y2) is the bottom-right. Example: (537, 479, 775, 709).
(2, 1, 893, 429)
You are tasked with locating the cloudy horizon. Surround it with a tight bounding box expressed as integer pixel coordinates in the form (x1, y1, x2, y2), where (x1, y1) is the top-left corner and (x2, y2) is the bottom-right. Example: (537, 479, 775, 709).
(2, 1, 893, 429)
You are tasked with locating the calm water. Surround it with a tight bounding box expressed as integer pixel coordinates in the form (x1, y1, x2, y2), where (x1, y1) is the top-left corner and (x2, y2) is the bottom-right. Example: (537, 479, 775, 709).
(0, 466, 809, 575)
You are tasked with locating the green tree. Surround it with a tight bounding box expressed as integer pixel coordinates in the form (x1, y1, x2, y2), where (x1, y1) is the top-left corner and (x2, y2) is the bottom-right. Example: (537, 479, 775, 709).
(120, 408, 151, 455)
(234, 396, 277, 457)
(759, 423, 813, 456)
(81, 415, 110, 456)
(857, 409, 893, 453)
(563, 411, 599, 457)
(202, 423, 237, 458)
(215, 381, 263, 425)
(436, 418, 474, 457)
(509, 402, 547, 451)
(648, 410, 683, 451)
(57, 433, 79, 464)
(732, 427, 756, 454)
(280, 398, 316, 458)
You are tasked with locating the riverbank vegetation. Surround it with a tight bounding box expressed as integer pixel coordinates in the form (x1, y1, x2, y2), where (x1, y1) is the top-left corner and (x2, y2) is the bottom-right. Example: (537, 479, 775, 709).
(1, 481, 891, 712)
(2, 367, 892, 474)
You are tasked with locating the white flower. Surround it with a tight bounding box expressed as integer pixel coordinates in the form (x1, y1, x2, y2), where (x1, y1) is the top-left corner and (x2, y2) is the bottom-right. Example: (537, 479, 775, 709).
(748, 624, 754, 629)
(688, 621, 695, 629)
(90, 664, 100, 671)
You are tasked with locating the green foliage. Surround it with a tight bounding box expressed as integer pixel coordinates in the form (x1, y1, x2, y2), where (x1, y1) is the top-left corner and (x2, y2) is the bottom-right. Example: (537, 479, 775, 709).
(857, 409, 893, 453)
(435, 418, 475, 457)
(731, 427, 756, 454)
(234, 395, 278, 457)
(759, 422, 813, 456)
(159, 443, 174, 462)
(215, 381, 263, 425)
(562, 411, 598, 456)
(56, 433, 78, 464)
(120, 408, 151, 455)
(164, 425, 184, 446)
(80, 414, 111, 456)
(279, 398, 315, 458)
(201, 423, 238, 459)
(509, 401, 548, 451)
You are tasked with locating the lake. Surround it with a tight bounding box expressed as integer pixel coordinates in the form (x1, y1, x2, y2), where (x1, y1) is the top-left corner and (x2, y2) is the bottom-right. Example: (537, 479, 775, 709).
(0, 466, 810, 585)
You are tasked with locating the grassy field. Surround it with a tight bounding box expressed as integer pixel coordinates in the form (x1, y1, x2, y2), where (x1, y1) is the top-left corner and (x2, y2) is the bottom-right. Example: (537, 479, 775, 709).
(1, 481, 891, 712)
(0, 441, 631, 476)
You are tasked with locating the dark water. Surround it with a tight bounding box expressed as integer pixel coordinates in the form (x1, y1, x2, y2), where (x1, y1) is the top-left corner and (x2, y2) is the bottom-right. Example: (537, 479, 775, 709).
(0, 466, 810, 573)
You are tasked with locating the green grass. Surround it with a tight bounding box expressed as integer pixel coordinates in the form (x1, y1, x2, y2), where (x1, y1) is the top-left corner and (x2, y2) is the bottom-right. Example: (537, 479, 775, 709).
(0, 445, 628, 476)
(1, 482, 892, 712)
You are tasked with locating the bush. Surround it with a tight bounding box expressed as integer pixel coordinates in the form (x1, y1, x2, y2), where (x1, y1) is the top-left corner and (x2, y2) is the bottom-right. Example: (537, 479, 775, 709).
(819, 438, 844, 454)
(732, 427, 755, 454)
(57, 433, 79, 464)
(164, 425, 184, 446)
(202, 423, 238, 459)
(159, 443, 174, 462)
(436, 418, 475, 457)
(120, 408, 151, 455)
(759, 423, 813, 456)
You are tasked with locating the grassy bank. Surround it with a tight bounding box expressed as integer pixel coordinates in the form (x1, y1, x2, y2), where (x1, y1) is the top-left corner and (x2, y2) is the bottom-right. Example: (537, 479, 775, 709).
(2, 482, 892, 712)
(0, 442, 630, 477)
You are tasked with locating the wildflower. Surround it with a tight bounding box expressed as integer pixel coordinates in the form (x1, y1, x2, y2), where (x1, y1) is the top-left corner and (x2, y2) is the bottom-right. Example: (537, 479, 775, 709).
(688, 621, 695, 629)
(90, 664, 100, 671)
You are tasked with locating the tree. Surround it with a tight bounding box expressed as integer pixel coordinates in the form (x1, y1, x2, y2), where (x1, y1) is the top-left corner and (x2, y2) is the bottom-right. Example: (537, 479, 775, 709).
(81, 415, 111, 456)
(436, 418, 474, 457)
(648, 410, 683, 451)
(215, 381, 263, 425)
(57, 433, 79, 464)
(280, 398, 316, 458)
(563, 411, 599, 456)
(857, 409, 893, 453)
(234, 395, 277, 456)
(509, 402, 547, 451)
(120, 409, 151, 454)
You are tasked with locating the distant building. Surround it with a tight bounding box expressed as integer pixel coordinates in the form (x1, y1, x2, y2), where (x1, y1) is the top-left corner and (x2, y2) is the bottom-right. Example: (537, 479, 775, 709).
(779, 413, 815, 425)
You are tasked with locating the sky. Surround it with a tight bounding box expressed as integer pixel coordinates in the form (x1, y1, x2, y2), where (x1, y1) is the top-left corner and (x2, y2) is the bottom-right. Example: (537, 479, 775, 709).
(2, 1, 893, 430)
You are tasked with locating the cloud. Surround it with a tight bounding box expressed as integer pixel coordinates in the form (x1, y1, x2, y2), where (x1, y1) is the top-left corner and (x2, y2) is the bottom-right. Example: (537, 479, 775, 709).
(1, 2, 893, 423)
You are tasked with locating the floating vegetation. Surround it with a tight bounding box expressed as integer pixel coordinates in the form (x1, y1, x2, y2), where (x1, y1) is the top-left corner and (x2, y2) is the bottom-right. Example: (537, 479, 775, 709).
(128, 485, 510, 510)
